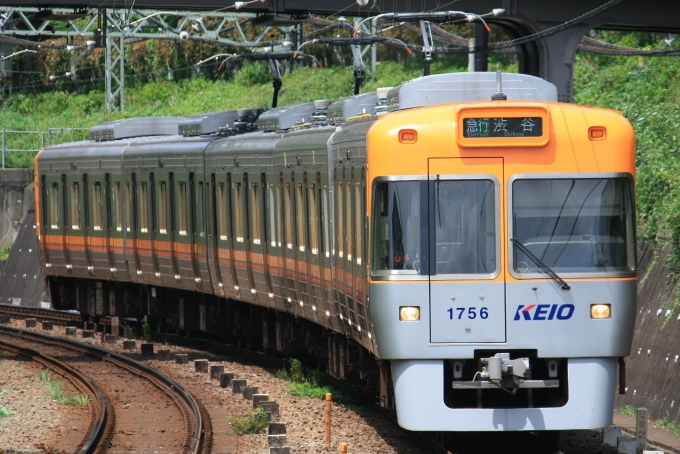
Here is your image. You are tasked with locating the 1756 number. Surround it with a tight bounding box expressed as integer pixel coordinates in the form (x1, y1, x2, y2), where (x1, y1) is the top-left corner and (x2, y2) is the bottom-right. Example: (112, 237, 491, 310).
(447, 307, 489, 320)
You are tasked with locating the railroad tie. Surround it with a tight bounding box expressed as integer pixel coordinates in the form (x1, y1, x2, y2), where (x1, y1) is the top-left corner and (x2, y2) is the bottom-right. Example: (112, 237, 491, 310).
(157, 349, 171, 360)
(141, 343, 154, 357)
(123, 340, 136, 350)
(65, 327, 76, 336)
(260, 401, 280, 418)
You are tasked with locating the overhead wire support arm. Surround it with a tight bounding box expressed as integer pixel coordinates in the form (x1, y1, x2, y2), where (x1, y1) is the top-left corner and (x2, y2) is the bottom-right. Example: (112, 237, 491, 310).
(420, 20, 434, 76)
(267, 58, 283, 108)
(350, 44, 364, 95)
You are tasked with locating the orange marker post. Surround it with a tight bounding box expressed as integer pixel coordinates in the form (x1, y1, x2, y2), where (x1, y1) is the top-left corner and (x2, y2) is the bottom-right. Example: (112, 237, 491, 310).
(340, 442, 348, 454)
(326, 392, 332, 449)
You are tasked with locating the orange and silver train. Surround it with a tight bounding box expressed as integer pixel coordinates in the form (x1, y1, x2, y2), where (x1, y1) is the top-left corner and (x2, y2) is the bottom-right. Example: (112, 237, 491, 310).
(36, 71, 637, 432)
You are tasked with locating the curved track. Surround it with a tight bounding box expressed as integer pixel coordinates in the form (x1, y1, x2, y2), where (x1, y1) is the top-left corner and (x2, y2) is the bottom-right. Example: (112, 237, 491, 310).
(0, 325, 210, 454)
(0, 336, 109, 453)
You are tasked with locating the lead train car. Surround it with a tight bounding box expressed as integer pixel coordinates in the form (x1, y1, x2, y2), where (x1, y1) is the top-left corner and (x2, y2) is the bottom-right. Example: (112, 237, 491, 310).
(35, 72, 637, 432)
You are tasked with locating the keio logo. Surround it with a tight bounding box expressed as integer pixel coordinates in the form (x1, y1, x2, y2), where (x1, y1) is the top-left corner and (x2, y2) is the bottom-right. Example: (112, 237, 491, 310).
(514, 304, 574, 321)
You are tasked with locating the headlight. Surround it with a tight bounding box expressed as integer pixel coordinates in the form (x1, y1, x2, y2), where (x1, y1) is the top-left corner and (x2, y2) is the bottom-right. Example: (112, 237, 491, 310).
(400, 306, 420, 321)
(591, 304, 611, 319)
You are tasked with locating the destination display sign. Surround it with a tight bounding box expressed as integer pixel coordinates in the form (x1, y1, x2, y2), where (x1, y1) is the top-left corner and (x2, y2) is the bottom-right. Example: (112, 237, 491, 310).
(463, 117, 543, 138)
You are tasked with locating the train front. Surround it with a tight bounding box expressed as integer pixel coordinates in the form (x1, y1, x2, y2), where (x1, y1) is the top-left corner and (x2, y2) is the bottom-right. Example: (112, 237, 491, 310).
(367, 73, 637, 431)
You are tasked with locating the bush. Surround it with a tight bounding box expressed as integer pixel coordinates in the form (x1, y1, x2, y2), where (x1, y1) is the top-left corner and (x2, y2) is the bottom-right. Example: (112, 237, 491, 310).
(228, 406, 269, 435)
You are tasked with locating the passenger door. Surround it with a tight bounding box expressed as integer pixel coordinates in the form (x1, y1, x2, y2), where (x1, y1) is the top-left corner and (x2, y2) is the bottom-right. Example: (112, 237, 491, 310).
(428, 158, 505, 343)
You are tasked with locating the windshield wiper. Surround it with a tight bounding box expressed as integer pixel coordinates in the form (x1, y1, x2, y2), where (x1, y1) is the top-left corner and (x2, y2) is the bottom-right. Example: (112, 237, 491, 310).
(511, 239, 571, 290)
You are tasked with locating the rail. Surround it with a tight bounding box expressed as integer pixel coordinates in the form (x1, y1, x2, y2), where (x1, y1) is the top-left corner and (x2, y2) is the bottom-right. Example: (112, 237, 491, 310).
(0, 335, 108, 454)
(1, 128, 89, 168)
(0, 324, 207, 453)
(0, 303, 82, 323)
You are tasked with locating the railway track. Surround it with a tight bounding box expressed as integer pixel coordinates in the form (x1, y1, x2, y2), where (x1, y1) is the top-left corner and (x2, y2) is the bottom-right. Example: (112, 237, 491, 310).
(0, 325, 210, 454)
(0, 336, 109, 453)
(0, 303, 81, 324)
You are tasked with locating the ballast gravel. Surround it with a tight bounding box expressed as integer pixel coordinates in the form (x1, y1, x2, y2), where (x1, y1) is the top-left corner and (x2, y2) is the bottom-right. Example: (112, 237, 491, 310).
(0, 349, 87, 452)
(7, 320, 624, 453)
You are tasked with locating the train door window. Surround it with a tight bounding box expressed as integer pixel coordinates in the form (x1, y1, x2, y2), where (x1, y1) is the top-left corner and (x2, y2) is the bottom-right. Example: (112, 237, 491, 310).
(114, 182, 122, 231)
(150, 175, 157, 233)
(218, 182, 228, 240)
(93, 181, 103, 230)
(355, 180, 363, 265)
(158, 181, 167, 234)
(276, 183, 283, 247)
(139, 181, 148, 233)
(284, 183, 293, 249)
(251, 182, 261, 244)
(197, 181, 205, 236)
(322, 185, 330, 258)
(125, 182, 132, 232)
(296, 182, 305, 252)
(50, 182, 59, 229)
(178, 181, 187, 235)
(70, 181, 80, 229)
(309, 183, 318, 254)
(234, 182, 244, 242)
(105, 177, 112, 230)
(337, 180, 343, 258)
(268, 183, 277, 247)
(346, 178, 352, 261)
(207, 179, 214, 238)
(83, 176, 90, 229)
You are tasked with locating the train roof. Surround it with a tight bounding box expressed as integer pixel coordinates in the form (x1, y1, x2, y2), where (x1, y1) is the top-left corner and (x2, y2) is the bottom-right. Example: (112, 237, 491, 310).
(387, 72, 558, 112)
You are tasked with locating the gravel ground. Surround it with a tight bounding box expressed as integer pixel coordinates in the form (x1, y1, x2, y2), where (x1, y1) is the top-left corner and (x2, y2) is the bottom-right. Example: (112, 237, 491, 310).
(6, 320, 625, 454)
(0, 349, 87, 452)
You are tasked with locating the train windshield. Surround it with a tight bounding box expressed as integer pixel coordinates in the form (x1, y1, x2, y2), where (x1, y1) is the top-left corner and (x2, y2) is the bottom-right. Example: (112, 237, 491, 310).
(511, 177, 636, 274)
(372, 181, 424, 274)
(371, 179, 497, 276)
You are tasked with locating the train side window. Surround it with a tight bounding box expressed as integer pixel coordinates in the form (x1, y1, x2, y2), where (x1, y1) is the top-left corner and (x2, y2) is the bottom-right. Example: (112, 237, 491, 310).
(158, 181, 167, 234)
(139, 181, 148, 233)
(50, 182, 59, 229)
(93, 181, 103, 230)
(346, 179, 352, 261)
(234, 182, 244, 242)
(284, 183, 293, 249)
(178, 181, 187, 236)
(70, 181, 80, 230)
(337, 180, 343, 258)
(321, 185, 329, 258)
(309, 183, 318, 254)
(296, 182, 305, 252)
(355, 180, 363, 265)
(268, 183, 277, 247)
(251, 182, 261, 244)
(218, 182, 228, 240)
(125, 182, 132, 232)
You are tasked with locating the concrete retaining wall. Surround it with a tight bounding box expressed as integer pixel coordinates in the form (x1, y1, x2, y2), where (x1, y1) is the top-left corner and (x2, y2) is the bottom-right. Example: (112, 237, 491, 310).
(0, 169, 33, 250)
(615, 242, 680, 422)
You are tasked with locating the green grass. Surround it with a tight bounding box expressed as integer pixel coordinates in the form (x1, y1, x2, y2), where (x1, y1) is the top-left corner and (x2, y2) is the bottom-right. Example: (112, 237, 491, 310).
(0, 245, 11, 261)
(276, 358, 365, 409)
(227, 406, 269, 435)
(39, 369, 89, 406)
(620, 405, 636, 416)
(656, 411, 680, 437)
(0, 405, 14, 418)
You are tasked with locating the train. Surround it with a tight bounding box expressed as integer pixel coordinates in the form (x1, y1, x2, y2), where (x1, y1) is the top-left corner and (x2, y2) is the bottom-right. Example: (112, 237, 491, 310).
(35, 71, 637, 433)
